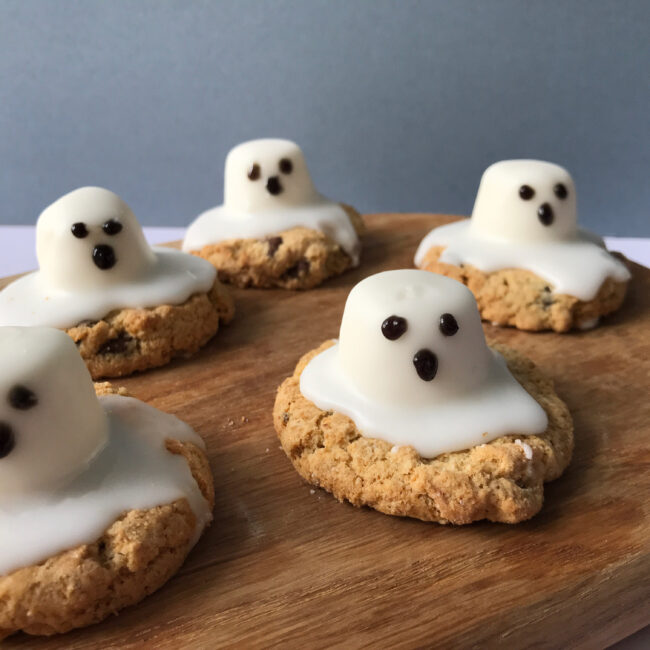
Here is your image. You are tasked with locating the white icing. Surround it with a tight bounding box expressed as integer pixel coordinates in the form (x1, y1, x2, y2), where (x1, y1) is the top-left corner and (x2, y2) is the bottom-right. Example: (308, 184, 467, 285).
(415, 220, 629, 302)
(515, 439, 534, 460)
(0, 327, 108, 496)
(0, 187, 216, 329)
(300, 270, 548, 458)
(182, 139, 360, 264)
(414, 160, 630, 301)
(0, 327, 211, 576)
(0, 395, 211, 576)
(0, 248, 215, 329)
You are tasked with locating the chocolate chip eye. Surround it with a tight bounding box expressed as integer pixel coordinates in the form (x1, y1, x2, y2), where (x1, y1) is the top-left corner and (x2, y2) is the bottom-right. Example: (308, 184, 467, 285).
(554, 183, 568, 199)
(381, 315, 407, 340)
(439, 313, 459, 336)
(0, 423, 15, 459)
(102, 219, 123, 235)
(71, 222, 88, 238)
(279, 158, 293, 174)
(8, 385, 38, 410)
(413, 349, 438, 381)
(248, 163, 261, 181)
(519, 185, 535, 200)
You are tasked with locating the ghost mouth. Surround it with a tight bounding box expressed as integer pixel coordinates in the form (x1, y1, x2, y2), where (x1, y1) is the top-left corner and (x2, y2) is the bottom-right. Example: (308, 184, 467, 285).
(537, 202, 554, 226)
(266, 176, 283, 196)
(413, 348, 438, 381)
(0, 421, 15, 459)
(92, 244, 117, 270)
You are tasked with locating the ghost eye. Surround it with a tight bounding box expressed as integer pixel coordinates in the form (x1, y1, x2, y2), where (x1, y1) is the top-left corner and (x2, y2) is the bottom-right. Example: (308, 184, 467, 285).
(554, 183, 568, 199)
(248, 163, 261, 181)
(102, 219, 123, 235)
(71, 222, 88, 238)
(8, 385, 38, 410)
(381, 315, 408, 340)
(439, 313, 459, 336)
(0, 423, 15, 459)
(519, 185, 535, 200)
(279, 158, 293, 174)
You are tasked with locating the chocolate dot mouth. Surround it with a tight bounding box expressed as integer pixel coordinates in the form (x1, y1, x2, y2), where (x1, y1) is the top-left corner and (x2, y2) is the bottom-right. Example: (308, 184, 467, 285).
(92, 244, 116, 270)
(0, 422, 15, 459)
(413, 348, 438, 381)
(266, 176, 283, 195)
(537, 202, 554, 226)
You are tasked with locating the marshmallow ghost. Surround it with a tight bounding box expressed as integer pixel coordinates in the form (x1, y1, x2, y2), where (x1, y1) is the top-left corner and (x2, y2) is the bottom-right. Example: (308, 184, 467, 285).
(0, 327, 108, 496)
(470, 160, 578, 242)
(0, 326, 211, 577)
(0, 187, 215, 329)
(414, 160, 630, 301)
(183, 139, 360, 264)
(300, 270, 548, 458)
(36, 186, 156, 290)
(224, 139, 320, 211)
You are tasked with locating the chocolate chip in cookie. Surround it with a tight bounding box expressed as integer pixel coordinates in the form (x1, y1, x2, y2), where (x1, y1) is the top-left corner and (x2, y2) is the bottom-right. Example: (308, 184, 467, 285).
(266, 236, 283, 257)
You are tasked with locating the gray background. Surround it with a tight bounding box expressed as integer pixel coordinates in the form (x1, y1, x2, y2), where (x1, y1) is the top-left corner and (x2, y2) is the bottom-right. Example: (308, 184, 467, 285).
(1, 0, 648, 235)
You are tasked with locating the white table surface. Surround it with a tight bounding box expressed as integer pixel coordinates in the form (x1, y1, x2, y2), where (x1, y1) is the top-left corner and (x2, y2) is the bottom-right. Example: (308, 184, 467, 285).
(0, 226, 647, 647)
(0, 226, 648, 277)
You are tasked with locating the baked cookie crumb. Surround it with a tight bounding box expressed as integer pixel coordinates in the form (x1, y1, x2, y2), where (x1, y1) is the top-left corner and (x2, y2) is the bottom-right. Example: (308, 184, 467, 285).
(190, 204, 365, 290)
(419, 245, 628, 332)
(274, 341, 573, 524)
(68, 278, 234, 379)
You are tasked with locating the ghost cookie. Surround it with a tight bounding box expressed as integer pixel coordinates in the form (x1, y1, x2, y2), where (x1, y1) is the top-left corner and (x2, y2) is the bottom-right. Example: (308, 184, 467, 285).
(415, 160, 631, 332)
(274, 270, 573, 524)
(0, 327, 214, 639)
(0, 187, 234, 378)
(183, 139, 365, 289)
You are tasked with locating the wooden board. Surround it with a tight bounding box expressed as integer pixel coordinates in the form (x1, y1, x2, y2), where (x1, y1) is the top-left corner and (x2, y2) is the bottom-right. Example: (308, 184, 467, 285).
(3, 213, 649, 649)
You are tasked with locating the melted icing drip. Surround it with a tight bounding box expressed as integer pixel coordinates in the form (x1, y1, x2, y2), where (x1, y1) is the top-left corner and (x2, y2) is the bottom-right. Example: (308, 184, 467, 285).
(300, 342, 548, 459)
(0, 249, 216, 329)
(0, 395, 211, 576)
(414, 220, 630, 301)
(182, 200, 361, 266)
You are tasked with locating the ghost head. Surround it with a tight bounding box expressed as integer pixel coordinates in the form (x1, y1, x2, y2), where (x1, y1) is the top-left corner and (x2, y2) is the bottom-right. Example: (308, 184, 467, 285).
(469, 160, 577, 242)
(36, 187, 156, 290)
(223, 139, 320, 212)
(337, 270, 493, 406)
(0, 327, 108, 497)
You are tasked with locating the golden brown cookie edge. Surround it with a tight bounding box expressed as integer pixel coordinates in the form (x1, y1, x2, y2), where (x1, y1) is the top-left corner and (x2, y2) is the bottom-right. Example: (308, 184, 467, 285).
(419, 245, 628, 332)
(274, 340, 573, 525)
(67, 277, 234, 379)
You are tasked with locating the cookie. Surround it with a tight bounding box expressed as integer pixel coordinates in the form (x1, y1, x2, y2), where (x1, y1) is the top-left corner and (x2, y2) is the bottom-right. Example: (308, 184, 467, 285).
(0, 328, 215, 639)
(274, 340, 573, 524)
(0, 187, 234, 376)
(0, 434, 213, 638)
(414, 160, 631, 331)
(419, 245, 628, 332)
(183, 139, 365, 289)
(274, 270, 573, 524)
(68, 277, 234, 379)
(190, 204, 365, 289)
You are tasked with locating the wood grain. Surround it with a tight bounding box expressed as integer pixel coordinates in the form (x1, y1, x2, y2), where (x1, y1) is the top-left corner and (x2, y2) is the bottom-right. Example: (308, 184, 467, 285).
(2, 214, 649, 649)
